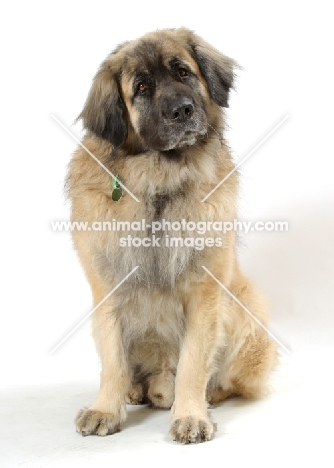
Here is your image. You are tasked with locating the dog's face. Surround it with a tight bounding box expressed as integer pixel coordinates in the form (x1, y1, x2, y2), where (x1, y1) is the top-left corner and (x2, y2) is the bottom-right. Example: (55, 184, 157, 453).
(122, 47, 208, 152)
(79, 29, 236, 154)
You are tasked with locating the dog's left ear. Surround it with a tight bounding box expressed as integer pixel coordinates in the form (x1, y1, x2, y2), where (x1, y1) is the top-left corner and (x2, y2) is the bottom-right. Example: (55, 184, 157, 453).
(190, 36, 237, 108)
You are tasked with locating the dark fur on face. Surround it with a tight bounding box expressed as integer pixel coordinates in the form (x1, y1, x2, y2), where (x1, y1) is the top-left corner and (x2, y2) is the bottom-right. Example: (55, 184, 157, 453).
(78, 28, 236, 154)
(128, 48, 208, 152)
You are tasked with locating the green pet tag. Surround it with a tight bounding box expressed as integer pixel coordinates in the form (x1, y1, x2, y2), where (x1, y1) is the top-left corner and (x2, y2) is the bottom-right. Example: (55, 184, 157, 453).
(112, 174, 123, 201)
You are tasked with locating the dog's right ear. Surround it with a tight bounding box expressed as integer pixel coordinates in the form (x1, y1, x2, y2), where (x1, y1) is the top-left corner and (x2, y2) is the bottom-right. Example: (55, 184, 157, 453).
(78, 63, 127, 148)
(189, 33, 237, 108)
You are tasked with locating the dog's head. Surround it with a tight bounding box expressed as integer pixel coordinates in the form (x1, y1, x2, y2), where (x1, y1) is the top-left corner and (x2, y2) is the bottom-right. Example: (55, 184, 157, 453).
(78, 29, 236, 154)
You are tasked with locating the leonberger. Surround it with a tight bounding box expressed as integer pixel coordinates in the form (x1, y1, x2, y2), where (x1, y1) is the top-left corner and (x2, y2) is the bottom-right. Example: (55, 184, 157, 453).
(67, 28, 277, 444)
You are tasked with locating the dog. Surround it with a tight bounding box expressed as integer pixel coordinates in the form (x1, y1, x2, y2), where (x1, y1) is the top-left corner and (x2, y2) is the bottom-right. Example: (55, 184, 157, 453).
(67, 28, 277, 444)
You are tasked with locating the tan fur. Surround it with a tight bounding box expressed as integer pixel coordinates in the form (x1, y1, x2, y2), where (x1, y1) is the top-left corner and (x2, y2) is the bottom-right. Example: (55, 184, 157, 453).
(68, 28, 277, 444)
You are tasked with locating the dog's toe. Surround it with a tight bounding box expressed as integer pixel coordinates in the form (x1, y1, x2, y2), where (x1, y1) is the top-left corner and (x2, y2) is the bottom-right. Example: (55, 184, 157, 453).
(170, 416, 216, 444)
(75, 408, 121, 436)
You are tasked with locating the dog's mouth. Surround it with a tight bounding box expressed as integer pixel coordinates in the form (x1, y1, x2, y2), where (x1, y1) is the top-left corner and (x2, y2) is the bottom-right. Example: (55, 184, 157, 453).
(138, 108, 208, 154)
(160, 130, 208, 153)
(159, 132, 208, 160)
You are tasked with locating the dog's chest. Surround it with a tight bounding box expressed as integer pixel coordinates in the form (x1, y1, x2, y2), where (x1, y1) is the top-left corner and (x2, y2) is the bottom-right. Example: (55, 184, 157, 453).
(98, 190, 204, 289)
(152, 193, 171, 218)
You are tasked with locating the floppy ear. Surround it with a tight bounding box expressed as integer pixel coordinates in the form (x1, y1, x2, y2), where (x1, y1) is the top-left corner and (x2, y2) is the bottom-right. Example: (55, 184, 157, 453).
(78, 63, 127, 148)
(191, 37, 236, 108)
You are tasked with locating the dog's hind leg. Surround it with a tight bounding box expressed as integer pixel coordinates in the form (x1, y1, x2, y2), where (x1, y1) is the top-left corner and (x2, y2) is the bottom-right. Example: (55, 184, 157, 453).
(206, 387, 238, 406)
(216, 269, 278, 400)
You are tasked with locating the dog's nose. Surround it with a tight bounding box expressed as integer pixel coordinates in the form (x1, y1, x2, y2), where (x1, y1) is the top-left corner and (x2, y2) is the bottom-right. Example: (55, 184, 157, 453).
(169, 98, 194, 122)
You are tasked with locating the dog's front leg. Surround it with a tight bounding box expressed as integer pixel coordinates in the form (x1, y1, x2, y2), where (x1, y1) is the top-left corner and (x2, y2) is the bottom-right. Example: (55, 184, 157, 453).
(170, 279, 222, 444)
(75, 300, 130, 436)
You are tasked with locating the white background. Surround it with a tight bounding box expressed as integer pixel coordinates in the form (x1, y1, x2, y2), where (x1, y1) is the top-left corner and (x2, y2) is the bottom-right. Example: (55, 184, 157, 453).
(1, 1, 333, 466)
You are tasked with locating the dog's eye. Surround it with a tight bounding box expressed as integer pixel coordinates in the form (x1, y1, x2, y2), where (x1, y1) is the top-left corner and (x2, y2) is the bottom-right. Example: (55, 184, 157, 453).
(178, 68, 188, 78)
(137, 83, 148, 94)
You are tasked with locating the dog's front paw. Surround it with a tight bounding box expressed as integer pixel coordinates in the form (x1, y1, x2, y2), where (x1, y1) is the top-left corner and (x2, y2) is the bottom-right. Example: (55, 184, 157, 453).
(170, 416, 216, 444)
(75, 408, 122, 436)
